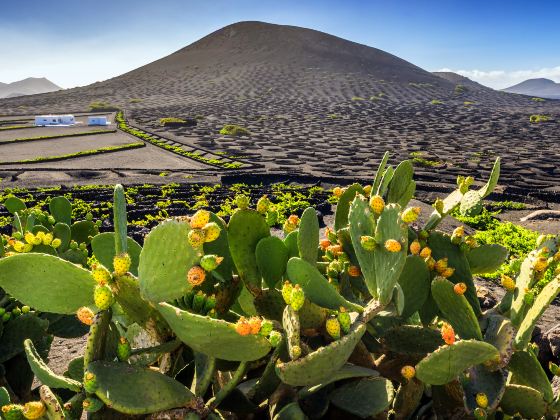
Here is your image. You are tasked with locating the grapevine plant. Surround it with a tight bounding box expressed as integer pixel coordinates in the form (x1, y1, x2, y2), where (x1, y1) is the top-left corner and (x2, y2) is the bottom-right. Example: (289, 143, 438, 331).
(0, 153, 559, 419)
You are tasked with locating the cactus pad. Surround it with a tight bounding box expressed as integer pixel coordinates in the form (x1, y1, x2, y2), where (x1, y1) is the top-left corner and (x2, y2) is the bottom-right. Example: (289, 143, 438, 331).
(466, 244, 508, 274)
(459, 190, 483, 216)
(0, 253, 96, 314)
(203, 212, 233, 281)
(286, 257, 363, 312)
(460, 365, 506, 414)
(275, 323, 366, 386)
(329, 377, 394, 418)
(374, 204, 408, 304)
(397, 255, 430, 319)
(88, 361, 194, 415)
(49, 196, 72, 225)
(499, 384, 546, 419)
(387, 160, 415, 207)
(297, 207, 320, 264)
(515, 277, 560, 350)
(483, 314, 514, 369)
(91, 233, 142, 276)
(508, 350, 553, 402)
(158, 303, 271, 361)
(0, 313, 49, 363)
(428, 232, 481, 316)
(256, 236, 289, 288)
(380, 325, 444, 356)
(415, 340, 500, 385)
(334, 183, 364, 231)
(24, 339, 82, 392)
(228, 209, 270, 294)
(298, 364, 379, 397)
(348, 195, 377, 297)
(431, 277, 482, 340)
(139, 219, 200, 303)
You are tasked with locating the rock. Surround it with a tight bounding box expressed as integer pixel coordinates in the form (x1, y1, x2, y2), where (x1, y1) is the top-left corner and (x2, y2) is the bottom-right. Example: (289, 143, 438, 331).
(476, 285, 498, 310)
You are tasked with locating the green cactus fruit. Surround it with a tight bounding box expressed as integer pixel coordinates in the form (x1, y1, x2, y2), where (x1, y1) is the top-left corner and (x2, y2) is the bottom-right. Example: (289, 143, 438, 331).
(282, 281, 293, 304)
(93, 285, 115, 310)
(188, 229, 206, 248)
(192, 291, 206, 313)
(268, 330, 282, 347)
(202, 294, 216, 314)
(326, 317, 341, 340)
(83, 371, 98, 393)
(22, 401, 46, 420)
(117, 337, 131, 361)
(259, 319, 273, 336)
(113, 253, 131, 276)
(360, 235, 377, 251)
(200, 254, 223, 271)
(189, 210, 210, 229)
(1, 404, 24, 420)
(82, 397, 104, 413)
(290, 285, 305, 311)
(202, 221, 221, 243)
(235, 194, 250, 209)
(337, 308, 351, 334)
(401, 206, 421, 223)
(256, 195, 271, 214)
(92, 264, 112, 285)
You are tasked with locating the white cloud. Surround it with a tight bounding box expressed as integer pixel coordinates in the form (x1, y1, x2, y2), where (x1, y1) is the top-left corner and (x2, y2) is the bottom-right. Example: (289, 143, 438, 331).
(436, 67, 560, 89)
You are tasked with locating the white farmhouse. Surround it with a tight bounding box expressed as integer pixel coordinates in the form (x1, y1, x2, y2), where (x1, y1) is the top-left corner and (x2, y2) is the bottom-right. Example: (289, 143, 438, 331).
(35, 115, 76, 126)
(88, 116, 110, 126)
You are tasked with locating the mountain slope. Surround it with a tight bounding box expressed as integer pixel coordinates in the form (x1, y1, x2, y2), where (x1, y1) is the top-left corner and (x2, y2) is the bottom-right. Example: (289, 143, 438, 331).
(0, 21, 534, 114)
(503, 78, 560, 99)
(0, 77, 61, 98)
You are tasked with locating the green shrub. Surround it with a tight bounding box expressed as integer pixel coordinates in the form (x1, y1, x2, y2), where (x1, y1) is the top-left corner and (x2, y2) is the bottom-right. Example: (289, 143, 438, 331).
(454, 84, 466, 94)
(159, 117, 186, 126)
(430, 99, 443, 105)
(529, 114, 550, 123)
(531, 97, 545, 102)
(219, 125, 250, 137)
(89, 101, 120, 112)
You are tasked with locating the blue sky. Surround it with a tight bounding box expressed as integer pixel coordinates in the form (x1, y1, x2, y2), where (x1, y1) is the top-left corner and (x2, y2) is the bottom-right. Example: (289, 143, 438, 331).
(2, 0, 559, 89)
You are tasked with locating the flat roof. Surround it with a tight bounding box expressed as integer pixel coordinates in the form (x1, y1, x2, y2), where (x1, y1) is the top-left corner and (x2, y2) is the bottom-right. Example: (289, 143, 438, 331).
(35, 115, 75, 118)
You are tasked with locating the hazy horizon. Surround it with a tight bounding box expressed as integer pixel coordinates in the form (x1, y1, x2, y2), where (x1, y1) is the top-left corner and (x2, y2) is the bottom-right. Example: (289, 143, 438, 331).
(2, 0, 560, 90)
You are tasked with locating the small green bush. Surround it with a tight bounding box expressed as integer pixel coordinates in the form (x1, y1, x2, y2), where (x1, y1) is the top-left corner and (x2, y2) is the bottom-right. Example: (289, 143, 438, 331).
(454, 84, 466, 94)
(219, 125, 250, 137)
(351, 96, 366, 101)
(529, 114, 550, 123)
(89, 101, 120, 112)
(159, 117, 186, 126)
(531, 97, 545, 102)
(430, 99, 443, 105)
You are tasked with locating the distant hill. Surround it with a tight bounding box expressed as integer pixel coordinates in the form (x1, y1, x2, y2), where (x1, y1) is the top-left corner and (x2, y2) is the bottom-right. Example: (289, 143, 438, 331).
(502, 78, 560, 99)
(0, 21, 538, 113)
(0, 77, 61, 98)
